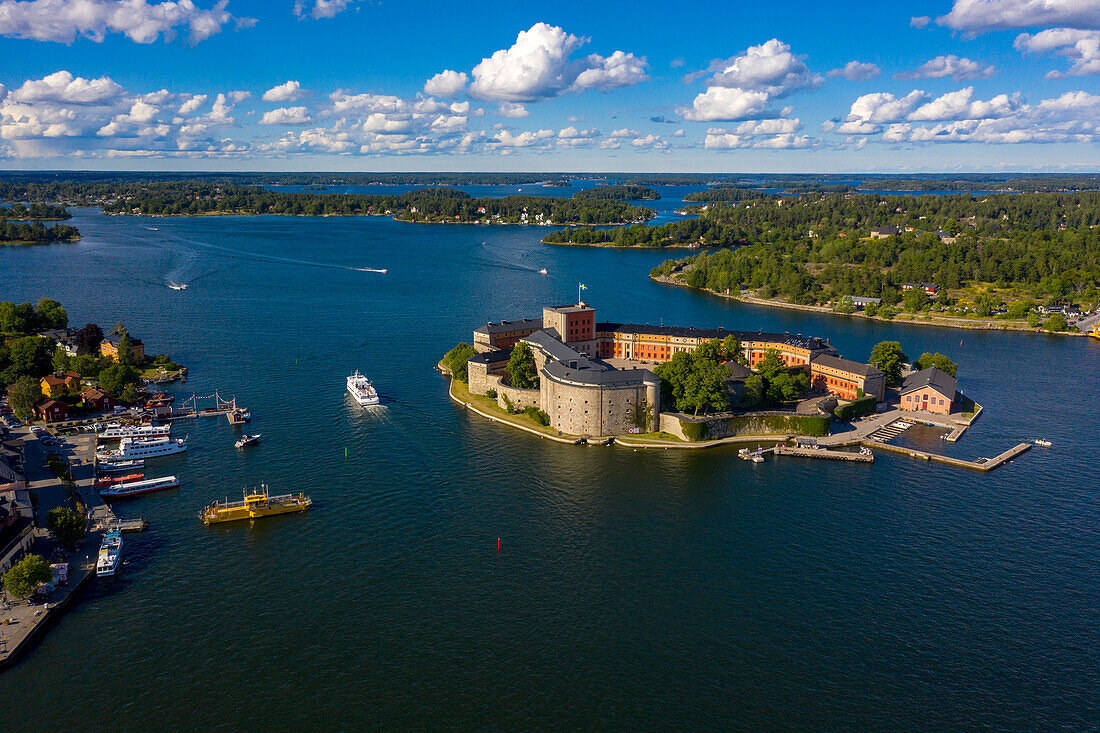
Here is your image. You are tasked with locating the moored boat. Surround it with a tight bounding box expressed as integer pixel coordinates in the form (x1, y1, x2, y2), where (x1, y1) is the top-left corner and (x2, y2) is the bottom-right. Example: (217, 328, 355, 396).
(347, 370, 380, 406)
(200, 485, 312, 524)
(100, 475, 179, 499)
(96, 530, 123, 576)
(97, 459, 145, 473)
(96, 424, 171, 440)
(95, 472, 144, 488)
(97, 436, 187, 461)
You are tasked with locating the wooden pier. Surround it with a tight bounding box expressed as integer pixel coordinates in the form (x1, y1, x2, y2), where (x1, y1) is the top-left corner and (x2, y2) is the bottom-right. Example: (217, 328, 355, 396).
(868, 441, 1030, 472)
(776, 445, 874, 462)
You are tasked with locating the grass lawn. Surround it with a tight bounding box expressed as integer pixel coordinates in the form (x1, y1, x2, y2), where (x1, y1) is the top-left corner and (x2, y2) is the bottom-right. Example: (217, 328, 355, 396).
(450, 378, 567, 438)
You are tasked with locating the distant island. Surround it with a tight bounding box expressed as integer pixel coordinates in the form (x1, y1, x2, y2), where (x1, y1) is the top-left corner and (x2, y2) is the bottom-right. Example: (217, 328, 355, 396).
(572, 185, 660, 201)
(0, 205, 80, 244)
(0, 181, 654, 227)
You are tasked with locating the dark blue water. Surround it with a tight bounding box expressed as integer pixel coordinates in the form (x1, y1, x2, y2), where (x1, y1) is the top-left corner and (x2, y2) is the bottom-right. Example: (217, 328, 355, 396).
(2, 209, 1097, 730)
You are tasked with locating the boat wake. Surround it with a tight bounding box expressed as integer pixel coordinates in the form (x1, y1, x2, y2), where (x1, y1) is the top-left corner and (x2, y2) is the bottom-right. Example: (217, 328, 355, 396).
(168, 235, 387, 275)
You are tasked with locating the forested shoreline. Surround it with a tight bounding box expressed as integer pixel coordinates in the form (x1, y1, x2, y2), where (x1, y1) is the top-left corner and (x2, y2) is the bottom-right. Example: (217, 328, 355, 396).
(0, 181, 654, 226)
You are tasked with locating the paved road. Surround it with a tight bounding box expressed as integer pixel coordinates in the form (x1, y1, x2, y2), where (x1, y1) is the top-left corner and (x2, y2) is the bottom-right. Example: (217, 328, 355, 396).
(1075, 313, 1099, 332)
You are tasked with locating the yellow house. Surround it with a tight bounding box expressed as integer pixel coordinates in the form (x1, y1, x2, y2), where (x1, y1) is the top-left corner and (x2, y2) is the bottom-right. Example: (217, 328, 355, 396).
(40, 371, 82, 398)
(100, 334, 145, 362)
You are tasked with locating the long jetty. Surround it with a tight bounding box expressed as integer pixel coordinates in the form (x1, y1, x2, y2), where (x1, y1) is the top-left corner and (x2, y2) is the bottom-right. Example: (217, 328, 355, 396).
(869, 440, 1030, 472)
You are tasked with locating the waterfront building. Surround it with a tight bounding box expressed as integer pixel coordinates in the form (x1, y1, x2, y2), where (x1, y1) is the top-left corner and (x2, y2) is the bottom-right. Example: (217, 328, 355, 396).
(809, 354, 885, 402)
(899, 367, 957, 414)
(100, 333, 145, 362)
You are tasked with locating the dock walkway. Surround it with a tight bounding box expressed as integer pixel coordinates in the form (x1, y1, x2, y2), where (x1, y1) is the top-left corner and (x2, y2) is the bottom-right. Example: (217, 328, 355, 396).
(776, 445, 874, 463)
(870, 441, 1030, 472)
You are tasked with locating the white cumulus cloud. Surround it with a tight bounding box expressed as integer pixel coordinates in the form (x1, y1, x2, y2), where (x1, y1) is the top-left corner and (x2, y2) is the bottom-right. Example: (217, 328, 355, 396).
(496, 101, 528, 118)
(262, 81, 304, 102)
(681, 87, 771, 122)
(423, 70, 467, 98)
(468, 22, 647, 102)
(938, 0, 1100, 32)
(1015, 28, 1100, 76)
(260, 106, 312, 125)
(0, 0, 245, 44)
(11, 70, 124, 103)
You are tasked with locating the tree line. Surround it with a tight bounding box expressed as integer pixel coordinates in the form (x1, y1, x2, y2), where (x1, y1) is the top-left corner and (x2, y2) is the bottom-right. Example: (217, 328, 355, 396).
(0, 181, 654, 226)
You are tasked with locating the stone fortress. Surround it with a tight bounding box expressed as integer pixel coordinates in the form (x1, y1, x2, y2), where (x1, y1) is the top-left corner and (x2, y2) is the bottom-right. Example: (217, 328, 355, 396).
(466, 303, 888, 438)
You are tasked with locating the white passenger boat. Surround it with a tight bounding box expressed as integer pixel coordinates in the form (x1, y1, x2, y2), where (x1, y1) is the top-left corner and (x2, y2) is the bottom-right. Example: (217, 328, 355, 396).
(96, 530, 123, 577)
(100, 475, 179, 499)
(96, 424, 171, 440)
(98, 459, 145, 472)
(346, 370, 380, 406)
(97, 436, 187, 461)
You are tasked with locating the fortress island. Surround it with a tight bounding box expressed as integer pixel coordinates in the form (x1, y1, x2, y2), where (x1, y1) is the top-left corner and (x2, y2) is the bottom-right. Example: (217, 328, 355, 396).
(454, 302, 897, 442)
(444, 300, 1031, 470)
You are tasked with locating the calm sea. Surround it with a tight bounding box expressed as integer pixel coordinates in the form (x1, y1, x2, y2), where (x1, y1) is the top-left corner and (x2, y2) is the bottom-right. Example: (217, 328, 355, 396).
(1, 205, 1097, 731)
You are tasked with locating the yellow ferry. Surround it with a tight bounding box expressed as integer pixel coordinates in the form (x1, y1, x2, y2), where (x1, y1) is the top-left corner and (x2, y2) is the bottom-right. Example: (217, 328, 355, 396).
(200, 486, 312, 524)
(1089, 325, 1100, 340)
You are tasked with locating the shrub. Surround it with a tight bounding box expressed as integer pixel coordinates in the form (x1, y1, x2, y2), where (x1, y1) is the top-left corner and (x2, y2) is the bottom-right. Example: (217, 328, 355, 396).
(485, 388, 497, 399)
(834, 395, 877, 422)
(524, 406, 550, 426)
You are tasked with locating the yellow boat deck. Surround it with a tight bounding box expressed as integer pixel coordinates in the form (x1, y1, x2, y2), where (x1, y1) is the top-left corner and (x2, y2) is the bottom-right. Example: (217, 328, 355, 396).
(201, 487, 312, 524)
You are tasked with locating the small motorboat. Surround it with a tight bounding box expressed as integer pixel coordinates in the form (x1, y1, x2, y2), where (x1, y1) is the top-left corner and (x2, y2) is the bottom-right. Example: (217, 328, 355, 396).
(538, 268, 548, 275)
(235, 433, 261, 449)
(1033, 438, 1052, 447)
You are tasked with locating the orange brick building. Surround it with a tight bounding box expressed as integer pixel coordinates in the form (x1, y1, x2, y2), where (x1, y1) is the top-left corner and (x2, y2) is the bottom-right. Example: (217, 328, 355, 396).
(809, 354, 885, 401)
(899, 367, 957, 414)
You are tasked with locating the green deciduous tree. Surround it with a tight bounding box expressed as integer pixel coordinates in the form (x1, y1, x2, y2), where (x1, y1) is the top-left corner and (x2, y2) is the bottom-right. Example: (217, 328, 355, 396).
(1045, 313, 1068, 331)
(35, 298, 67, 329)
(870, 341, 908, 386)
(8, 336, 52, 378)
(116, 331, 136, 366)
(8, 375, 40, 419)
(98, 364, 140, 397)
(2, 554, 52, 599)
(47, 507, 85, 548)
(915, 352, 958, 377)
(52, 344, 71, 374)
(506, 342, 537, 389)
(441, 343, 476, 382)
(653, 345, 732, 416)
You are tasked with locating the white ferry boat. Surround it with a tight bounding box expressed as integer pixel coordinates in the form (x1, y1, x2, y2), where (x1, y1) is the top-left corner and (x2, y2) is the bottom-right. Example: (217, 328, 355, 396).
(97, 436, 187, 461)
(96, 424, 171, 440)
(96, 530, 123, 576)
(346, 370, 380, 406)
(100, 475, 179, 499)
(98, 459, 145, 473)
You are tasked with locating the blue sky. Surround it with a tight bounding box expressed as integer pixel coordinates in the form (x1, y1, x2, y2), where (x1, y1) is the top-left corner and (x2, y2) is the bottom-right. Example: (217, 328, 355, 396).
(2, 0, 1100, 171)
